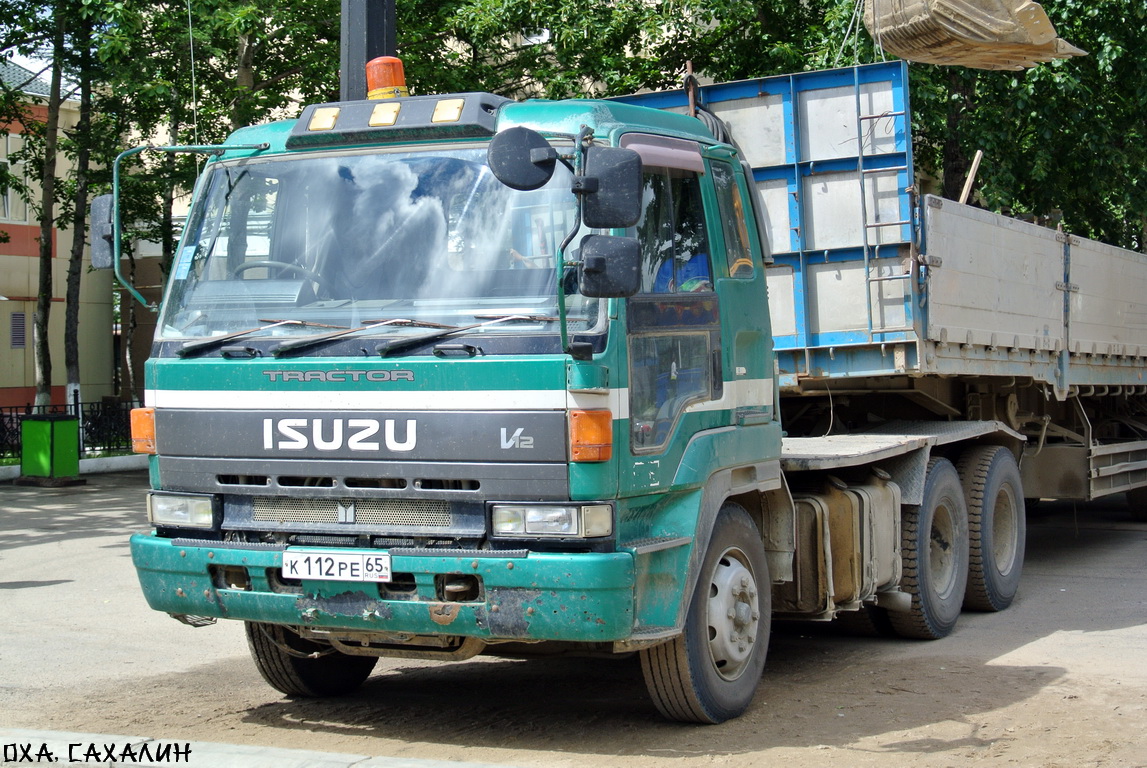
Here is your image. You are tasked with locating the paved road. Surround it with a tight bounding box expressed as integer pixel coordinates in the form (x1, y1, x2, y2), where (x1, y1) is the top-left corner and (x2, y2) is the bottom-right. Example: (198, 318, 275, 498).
(1, 471, 1145, 767)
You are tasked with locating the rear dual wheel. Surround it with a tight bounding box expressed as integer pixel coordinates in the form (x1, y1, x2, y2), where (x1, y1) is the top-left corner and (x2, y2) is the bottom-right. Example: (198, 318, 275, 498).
(1126, 487, 1147, 522)
(888, 458, 969, 640)
(956, 446, 1026, 611)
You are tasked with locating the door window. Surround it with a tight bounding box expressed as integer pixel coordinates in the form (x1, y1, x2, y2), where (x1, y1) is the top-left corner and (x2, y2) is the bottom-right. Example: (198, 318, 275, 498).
(628, 166, 721, 453)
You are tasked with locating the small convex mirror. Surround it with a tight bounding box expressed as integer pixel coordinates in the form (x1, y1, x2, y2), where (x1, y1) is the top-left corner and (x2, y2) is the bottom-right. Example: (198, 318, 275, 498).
(90, 194, 115, 269)
(581, 146, 642, 230)
(487, 126, 559, 191)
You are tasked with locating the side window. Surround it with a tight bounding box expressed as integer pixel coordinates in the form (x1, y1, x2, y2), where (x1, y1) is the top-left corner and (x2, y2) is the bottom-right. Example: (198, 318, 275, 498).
(636, 167, 713, 294)
(711, 160, 754, 279)
(628, 166, 721, 454)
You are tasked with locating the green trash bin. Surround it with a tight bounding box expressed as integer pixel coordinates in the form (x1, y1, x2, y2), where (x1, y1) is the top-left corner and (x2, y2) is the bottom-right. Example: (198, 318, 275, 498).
(21, 413, 81, 480)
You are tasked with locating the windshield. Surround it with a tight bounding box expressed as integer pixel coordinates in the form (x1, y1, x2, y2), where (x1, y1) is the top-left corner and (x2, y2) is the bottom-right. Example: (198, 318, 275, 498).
(158, 144, 600, 346)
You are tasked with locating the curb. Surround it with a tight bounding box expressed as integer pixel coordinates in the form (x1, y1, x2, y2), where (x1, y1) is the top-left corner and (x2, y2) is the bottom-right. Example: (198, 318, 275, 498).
(0, 729, 520, 768)
(0, 453, 147, 483)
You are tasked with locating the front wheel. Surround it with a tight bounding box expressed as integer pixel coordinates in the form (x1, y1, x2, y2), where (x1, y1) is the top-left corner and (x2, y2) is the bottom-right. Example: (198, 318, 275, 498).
(245, 622, 377, 697)
(888, 458, 969, 640)
(640, 503, 771, 723)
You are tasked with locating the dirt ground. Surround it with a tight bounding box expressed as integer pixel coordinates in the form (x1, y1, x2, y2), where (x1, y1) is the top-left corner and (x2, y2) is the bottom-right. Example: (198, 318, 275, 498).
(1, 473, 1145, 767)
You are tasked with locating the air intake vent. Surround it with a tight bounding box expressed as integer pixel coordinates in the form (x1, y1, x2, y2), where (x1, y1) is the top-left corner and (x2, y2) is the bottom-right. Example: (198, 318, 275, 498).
(252, 497, 452, 526)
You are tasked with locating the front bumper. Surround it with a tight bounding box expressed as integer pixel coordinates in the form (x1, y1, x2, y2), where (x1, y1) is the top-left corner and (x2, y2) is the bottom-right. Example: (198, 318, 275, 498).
(130, 534, 635, 642)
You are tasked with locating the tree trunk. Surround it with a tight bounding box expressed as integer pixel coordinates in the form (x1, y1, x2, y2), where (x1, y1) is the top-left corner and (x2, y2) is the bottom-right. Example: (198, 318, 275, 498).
(232, 32, 256, 132)
(161, 114, 180, 276)
(941, 69, 975, 202)
(65, 17, 93, 408)
(33, 13, 65, 408)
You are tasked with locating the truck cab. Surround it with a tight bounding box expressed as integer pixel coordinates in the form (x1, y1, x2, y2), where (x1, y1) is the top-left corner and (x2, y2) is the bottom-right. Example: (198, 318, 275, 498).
(125, 90, 784, 724)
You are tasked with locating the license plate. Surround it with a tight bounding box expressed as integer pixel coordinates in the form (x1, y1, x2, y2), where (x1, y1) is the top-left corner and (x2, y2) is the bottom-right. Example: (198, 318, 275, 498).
(281, 550, 392, 583)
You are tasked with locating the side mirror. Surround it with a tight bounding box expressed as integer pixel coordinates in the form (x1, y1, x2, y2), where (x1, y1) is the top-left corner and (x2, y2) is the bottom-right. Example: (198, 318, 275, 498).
(487, 126, 559, 191)
(578, 234, 640, 298)
(90, 194, 115, 269)
(580, 146, 642, 229)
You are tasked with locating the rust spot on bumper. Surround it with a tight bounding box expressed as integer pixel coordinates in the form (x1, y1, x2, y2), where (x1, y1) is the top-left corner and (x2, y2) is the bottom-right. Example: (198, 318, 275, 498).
(485, 588, 543, 637)
(296, 590, 385, 619)
(429, 603, 460, 625)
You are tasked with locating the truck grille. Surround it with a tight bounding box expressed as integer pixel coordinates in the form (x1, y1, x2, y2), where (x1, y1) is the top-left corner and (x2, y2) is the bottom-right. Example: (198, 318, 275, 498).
(252, 497, 452, 526)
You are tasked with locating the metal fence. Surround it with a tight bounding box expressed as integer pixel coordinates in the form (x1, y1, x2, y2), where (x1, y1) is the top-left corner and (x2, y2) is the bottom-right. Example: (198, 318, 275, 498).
(0, 396, 134, 460)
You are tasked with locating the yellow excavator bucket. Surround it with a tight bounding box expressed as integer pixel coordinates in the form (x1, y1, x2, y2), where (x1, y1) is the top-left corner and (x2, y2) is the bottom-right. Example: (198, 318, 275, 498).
(864, 0, 1087, 70)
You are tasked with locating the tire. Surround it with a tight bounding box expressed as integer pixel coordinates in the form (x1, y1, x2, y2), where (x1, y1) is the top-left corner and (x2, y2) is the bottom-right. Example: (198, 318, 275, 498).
(245, 622, 377, 697)
(639, 503, 770, 723)
(957, 446, 1026, 611)
(887, 458, 969, 640)
(1126, 487, 1147, 522)
(835, 604, 897, 638)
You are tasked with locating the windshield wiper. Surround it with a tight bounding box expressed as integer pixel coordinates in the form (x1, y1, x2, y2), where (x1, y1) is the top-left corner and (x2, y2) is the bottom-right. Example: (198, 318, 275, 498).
(376, 314, 557, 358)
(270, 318, 455, 358)
(177, 320, 305, 358)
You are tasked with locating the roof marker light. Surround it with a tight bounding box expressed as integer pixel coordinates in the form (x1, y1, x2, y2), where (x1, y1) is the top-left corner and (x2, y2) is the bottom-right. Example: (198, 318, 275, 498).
(432, 98, 466, 123)
(308, 107, 340, 131)
(369, 102, 401, 126)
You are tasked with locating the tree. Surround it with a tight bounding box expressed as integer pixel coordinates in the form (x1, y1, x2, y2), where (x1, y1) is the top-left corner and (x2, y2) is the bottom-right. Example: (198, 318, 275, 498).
(928, 1, 1147, 250)
(1, 0, 1144, 409)
(31, 10, 63, 408)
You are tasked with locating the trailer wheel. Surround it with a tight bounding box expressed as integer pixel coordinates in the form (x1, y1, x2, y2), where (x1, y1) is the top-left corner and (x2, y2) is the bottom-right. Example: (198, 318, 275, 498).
(1125, 487, 1147, 521)
(639, 503, 770, 723)
(835, 604, 896, 637)
(245, 622, 377, 697)
(957, 445, 1026, 611)
(888, 458, 969, 640)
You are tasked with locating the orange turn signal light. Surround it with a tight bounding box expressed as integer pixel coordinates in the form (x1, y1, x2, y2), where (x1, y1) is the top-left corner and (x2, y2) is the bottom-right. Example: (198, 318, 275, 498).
(366, 56, 409, 99)
(570, 409, 612, 462)
(130, 407, 156, 454)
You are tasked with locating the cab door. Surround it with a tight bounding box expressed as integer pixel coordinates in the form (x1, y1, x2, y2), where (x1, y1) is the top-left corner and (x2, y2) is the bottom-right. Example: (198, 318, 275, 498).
(619, 138, 725, 497)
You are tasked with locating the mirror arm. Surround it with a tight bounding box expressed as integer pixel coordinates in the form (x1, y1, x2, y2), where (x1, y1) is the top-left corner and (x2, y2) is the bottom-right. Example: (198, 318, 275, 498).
(109, 142, 269, 311)
(556, 196, 583, 356)
(109, 146, 153, 309)
(554, 126, 595, 356)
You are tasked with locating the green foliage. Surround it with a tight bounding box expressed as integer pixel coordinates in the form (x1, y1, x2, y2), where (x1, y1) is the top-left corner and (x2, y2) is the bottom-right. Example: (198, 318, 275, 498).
(907, 0, 1147, 249)
(1, 0, 1144, 278)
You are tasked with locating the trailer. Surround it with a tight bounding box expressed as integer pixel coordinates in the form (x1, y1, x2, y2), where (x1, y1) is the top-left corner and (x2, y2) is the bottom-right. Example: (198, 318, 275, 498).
(622, 62, 1147, 500)
(97, 57, 1147, 725)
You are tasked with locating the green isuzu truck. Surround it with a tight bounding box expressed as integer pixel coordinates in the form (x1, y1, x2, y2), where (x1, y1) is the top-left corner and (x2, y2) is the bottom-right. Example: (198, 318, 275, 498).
(98, 60, 1147, 724)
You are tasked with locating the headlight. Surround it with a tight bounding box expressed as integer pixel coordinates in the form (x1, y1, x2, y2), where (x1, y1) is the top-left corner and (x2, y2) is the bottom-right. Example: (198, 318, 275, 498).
(491, 503, 613, 538)
(148, 493, 215, 528)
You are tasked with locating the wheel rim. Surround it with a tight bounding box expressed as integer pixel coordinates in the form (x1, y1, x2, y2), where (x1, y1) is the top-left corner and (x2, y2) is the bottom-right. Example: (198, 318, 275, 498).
(929, 501, 959, 599)
(991, 486, 1019, 576)
(705, 547, 761, 681)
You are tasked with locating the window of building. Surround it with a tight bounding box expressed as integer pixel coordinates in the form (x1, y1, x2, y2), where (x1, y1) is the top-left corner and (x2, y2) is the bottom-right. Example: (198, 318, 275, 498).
(11, 311, 26, 349)
(0, 134, 27, 223)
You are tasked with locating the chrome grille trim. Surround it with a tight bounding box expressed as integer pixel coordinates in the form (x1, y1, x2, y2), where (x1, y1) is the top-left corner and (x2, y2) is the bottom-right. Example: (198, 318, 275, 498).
(252, 497, 452, 527)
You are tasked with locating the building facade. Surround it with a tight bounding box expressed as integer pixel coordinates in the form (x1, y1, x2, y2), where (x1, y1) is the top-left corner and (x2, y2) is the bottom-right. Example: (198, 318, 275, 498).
(0, 61, 114, 408)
